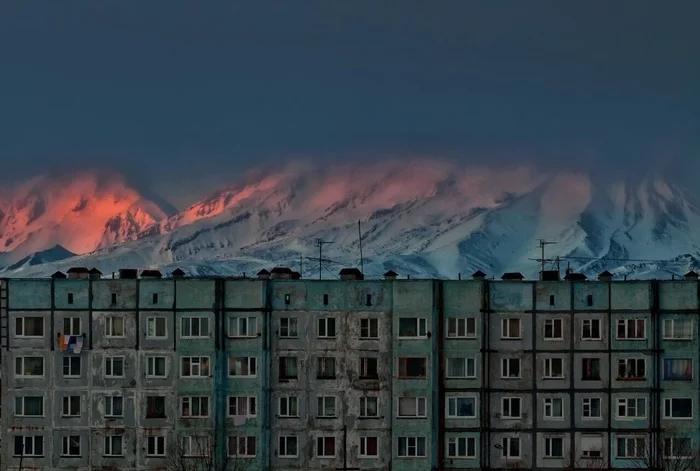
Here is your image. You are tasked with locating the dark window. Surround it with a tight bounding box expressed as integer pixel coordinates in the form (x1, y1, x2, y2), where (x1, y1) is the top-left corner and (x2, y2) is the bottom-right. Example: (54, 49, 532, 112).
(360, 357, 379, 379)
(67, 293, 73, 304)
(582, 358, 601, 380)
(398, 357, 427, 378)
(279, 357, 298, 379)
(284, 294, 291, 305)
(587, 295, 593, 306)
(549, 295, 555, 306)
(366, 294, 372, 306)
(323, 294, 329, 305)
(317, 357, 336, 379)
(146, 396, 166, 418)
(152, 293, 158, 304)
(111, 293, 117, 304)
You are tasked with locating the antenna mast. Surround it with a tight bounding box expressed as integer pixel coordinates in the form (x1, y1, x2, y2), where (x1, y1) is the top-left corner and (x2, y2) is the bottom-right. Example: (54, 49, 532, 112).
(314, 239, 333, 280)
(538, 239, 556, 274)
(358, 220, 364, 275)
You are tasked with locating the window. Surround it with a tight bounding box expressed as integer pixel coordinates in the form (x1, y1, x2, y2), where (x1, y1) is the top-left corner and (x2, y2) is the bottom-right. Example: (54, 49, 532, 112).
(664, 358, 693, 380)
(62, 396, 80, 417)
(105, 396, 123, 417)
(398, 437, 426, 457)
(14, 436, 43, 457)
(545, 437, 564, 458)
(501, 318, 521, 339)
(111, 292, 117, 304)
(582, 358, 601, 380)
(318, 317, 336, 338)
(229, 436, 256, 457)
(181, 356, 210, 377)
(544, 397, 564, 419)
(182, 436, 209, 457)
(398, 397, 427, 417)
(501, 358, 521, 378)
(664, 437, 692, 459)
(181, 396, 209, 418)
(105, 316, 124, 337)
(228, 316, 257, 337)
(147, 356, 167, 378)
(15, 356, 44, 377)
(279, 436, 298, 457)
(180, 316, 210, 338)
(617, 398, 646, 419)
(447, 318, 476, 338)
(279, 317, 298, 338)
(61, 436, 80, 457)
(446, 357, 476, 378)
(616, 318, 646, 339)
(447, 397, 476, 418)
(284, 293, 291, 305)
(398, 317, 428, 338)
(587, 294, 593, 306)
(228, 357, 257, 377)
(317, 396, 336, 417)
(63, 357, 81, 377)
(360, 437, 379, 457)
(582, 398, 602, 419)
(501, 437, 520, 458)
(616, 436, 645, 458)
(501, 397, 521, 419)
(617, 358, 645, 379)
(398, 357, 427, 378)
(105, 356, 125, 377)
(582, 319, 601, 340)
(447, 437, 476, 458)
(104, 435, 123, 456)
(63, 317, 81, 335)
(323, 293, 329, 305)
(544, 358, 564, 378)
(360, 318, 379, 339)
(15, 316, 44, 337)
(147, 436, 166, 456)
(152, 293, 159, 304)
(146, 396, 166, 418)
(580, 434, 603, 457)
(279, 357, 298, 379)
(146, 317, 167, 338)
(278, 396, 299, 417)
(68, 292, 74, 304)
(544, 319, 563, 339)
(663, 318, 693, 340)
(549, 294, 555, 306)
(366, 294, 372, 306)
(360, 357, 379, 379)
(229, 396, 256, 417)
(317, 436, 336, 457)
(15, 396, 43, 416)
(664, 398, 693, 419)
(317, 357, 336, 379)
(360, 397, 378, 417)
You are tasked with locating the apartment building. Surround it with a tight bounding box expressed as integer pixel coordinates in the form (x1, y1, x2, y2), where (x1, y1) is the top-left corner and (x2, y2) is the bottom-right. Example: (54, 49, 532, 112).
(1, 267, 699, 470)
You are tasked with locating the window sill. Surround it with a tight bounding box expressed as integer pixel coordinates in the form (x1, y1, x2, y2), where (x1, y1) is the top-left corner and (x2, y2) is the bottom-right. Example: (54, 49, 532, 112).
(581, 338, 603, 341)
(359, 376, 379, 380)
(616, 377, 645, 381)
(542, 377, 566, 380)
(581, 378, 601, 381)
(543, 338, 564, 341)
(664, 377, 693, 381)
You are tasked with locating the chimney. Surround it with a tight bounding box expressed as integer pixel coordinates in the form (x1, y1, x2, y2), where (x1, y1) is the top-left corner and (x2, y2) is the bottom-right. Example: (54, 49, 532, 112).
(501, 272, 524, 281)
(66, 267, 89, 280)
(684, 271, 699, 281)
(598, 270, 613, 282)
(171, 268, 186, 279)
(51, 271, 67, 279)
(257, 269, 270, 280)
(88, 268, 102, 280)
(140, 270, 163, 279)
(540, 270, 560, 281)
(270, 267, 293, 280)
(472, 270, 487, 280)
(291, 271, 302, 280)
(118, 268, 138, 280)
(384, 270, 398, 281)
(564, 273, 587, 281)
(339, 268, 365, 281)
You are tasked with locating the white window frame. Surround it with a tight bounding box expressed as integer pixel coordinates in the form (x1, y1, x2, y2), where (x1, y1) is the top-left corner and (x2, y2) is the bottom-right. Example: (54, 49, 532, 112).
(14, 396, 44, 416)
(501, 358, 521, 378)
(360, 397, 379, 417)
(543, 357, 565, 379)
(146, 316, 167, 339)
(15, 316, 44, 337)
(63, 317, 81, 335)
(318, 317, 337, 338)
(228, 316, 257, 338)
(181, 396, 210, 418)
(182, 436, 208, 457)
(398, 317, 428, 338)
(147, 356, 167, 378)
(617, 397, 646, 419)
(446, 357, 476, 378)
(105, 316, 125, 338)
(15, 356, 45, 377)
(663, 397, 693, 419)
(544, 318, 563, 340)
(228, 396, 257, 417)
(181, 356, 210, 378)
(279, 317, 298, 338)
(397, 436, 427, 457)
(582, 318, 602, 340)
(62, 395, 81, 417)
(501, 318, 521, 339)
(180, 316, 210, 338)
(360, 318, 379, 339)
(104, 356, 125, 378)
(446, 317, 476, 339)
(228, 436, 256, 457)
(398, 397, 427, 418)
(146, 436, 166, 457)
(501, 437, 521, 458)
(360, 357, 379, 378)
(104, 435, 124, 456)
(61, 435, 81, 457)
(616, 318, 646, 340)
(582, 397, 602, 419)
(278, 396, 299, 417)
(616, 436, 646, 458)
(618, 358, 646, 379)
(228, 356, 257, 377)
(317, 436, 336, 458)
(105, 396, 124, 417)
(63, 356, 81, 378)
(664, 437, 693, 459)
(278, 435, 299, 458)
(447, 436, 476, 458)
(663, 318, 693, 340)
(501, 397, 522, 419)
(446, 397, 477, 418)
(544, 397, 564, 419)
(317, 396, 337, 417)
(544, 436, 564, 458)
(360, 436, 379, 458)
(14, 436, 44, 457)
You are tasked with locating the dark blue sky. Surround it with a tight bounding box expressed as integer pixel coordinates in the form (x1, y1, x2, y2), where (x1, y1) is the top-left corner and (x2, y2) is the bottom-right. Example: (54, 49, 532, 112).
(1, 1, 698, 205)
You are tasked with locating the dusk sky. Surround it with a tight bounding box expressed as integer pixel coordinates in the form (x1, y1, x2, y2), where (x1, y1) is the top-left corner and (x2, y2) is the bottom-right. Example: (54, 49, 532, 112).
(1, 1, 698, 207)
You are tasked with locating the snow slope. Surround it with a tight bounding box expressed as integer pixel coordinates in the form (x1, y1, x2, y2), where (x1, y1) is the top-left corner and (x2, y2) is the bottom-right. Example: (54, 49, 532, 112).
(3, 160, 700, 280)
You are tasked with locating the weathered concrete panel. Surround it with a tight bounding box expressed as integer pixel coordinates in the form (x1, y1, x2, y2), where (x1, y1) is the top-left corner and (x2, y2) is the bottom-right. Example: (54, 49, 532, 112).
(7, 279, 51, 309)
(659, 281, 698, 310)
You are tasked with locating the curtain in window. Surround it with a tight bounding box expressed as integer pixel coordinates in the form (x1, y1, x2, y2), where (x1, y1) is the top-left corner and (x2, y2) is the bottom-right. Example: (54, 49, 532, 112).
(448, 359, 465, 377)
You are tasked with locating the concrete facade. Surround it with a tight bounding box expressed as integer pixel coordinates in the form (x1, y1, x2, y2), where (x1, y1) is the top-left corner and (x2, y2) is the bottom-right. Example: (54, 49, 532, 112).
(2, 274, 700, 470)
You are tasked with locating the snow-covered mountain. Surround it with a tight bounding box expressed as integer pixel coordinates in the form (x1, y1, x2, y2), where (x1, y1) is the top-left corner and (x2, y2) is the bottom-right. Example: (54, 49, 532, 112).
(3, 160, 700, 280)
